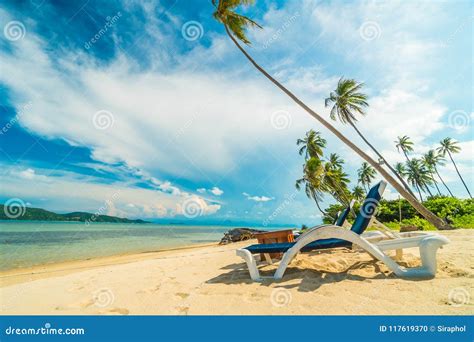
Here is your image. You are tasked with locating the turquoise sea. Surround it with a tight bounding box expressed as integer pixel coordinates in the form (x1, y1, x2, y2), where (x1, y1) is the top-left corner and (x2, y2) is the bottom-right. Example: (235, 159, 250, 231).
(0, 221, 289, 271)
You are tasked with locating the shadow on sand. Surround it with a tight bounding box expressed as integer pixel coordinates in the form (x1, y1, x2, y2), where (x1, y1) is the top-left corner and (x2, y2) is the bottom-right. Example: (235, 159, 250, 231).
(206, 249, 416, 292)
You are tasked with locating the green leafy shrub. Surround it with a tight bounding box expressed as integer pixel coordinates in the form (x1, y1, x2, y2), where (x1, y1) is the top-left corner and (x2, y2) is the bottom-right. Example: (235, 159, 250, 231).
(400, 217, 436, 231)
(321, 197, 474, 229)
(452, 214, 474, 229)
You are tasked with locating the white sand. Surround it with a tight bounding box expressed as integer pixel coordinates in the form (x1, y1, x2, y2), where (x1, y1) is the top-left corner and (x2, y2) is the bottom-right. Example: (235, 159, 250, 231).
(0, 229, 472, 315)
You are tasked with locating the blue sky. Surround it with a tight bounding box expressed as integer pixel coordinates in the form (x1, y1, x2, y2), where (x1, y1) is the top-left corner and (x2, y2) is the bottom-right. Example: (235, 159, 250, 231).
(0, 0, 472, 225)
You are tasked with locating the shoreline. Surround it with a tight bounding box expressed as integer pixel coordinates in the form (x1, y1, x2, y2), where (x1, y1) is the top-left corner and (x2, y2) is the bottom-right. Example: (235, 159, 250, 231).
(0, 241, 222, 287)
(1, 229, 472, 315)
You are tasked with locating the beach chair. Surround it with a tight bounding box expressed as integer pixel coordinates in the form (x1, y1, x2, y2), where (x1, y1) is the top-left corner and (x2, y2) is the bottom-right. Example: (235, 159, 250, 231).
(333, 199, 354, 227)
(293, 200, 354, 240)
(237, 181, 449, 281)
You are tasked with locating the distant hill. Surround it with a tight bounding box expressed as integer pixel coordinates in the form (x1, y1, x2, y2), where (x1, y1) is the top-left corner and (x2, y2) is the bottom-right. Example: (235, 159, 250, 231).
(0, 204, 149, 224)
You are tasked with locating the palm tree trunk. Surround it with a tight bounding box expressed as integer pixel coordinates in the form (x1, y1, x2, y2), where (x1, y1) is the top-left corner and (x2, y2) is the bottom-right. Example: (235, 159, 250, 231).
(402, 151, 426, 198)
(314, 198, 326, 216)
(349, 121, 416, 198)
(224, 25, 452, 230)
(430, 171, 442, 196)
(424, 185, 433, 198)
(434, 166, 454, 197)
(402, 150, 411, 163)
(415, 183, 423, 202)
(447, 151, 472, 199)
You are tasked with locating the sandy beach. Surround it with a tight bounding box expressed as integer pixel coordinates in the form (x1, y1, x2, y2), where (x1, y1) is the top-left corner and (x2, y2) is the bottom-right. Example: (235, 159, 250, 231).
(1, 229, 472, 315)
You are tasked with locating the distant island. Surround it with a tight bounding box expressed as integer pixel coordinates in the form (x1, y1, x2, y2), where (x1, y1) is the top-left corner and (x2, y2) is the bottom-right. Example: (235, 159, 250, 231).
(0, 204, 149, 224)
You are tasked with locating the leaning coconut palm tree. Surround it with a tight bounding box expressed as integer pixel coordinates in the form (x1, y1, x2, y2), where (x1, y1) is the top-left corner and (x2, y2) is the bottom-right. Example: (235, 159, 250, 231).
(395, 135, 415, 162)
(296, 157, 326, 215)
(437, 138, 472, 199)
(327, 153, 344, 170)
(322, 159, 351, 205)
(405, 158, 434, 201)
(211, 0, 451, 229)
(394, 161, 411, 192)
(357, 162, 377, 192)
(422, 150, 443, 196)
(324, 78, 414, 197)
(395, 135, 428, 195)
(423, 149, 454, 197)
(394, 162, 407, 179)
(297, 130, 326, 160)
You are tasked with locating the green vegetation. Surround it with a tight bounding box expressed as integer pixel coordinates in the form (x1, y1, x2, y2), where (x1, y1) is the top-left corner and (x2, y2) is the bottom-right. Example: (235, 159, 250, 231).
(295, 130, 351, 218)
(323, 197, 474, 229)
(0, 205, 149, 224)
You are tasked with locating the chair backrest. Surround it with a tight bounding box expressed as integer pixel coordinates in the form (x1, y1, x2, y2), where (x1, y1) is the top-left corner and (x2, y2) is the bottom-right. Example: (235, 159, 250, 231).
(334, 199, 355, 226)
(350, 181, 387, 235)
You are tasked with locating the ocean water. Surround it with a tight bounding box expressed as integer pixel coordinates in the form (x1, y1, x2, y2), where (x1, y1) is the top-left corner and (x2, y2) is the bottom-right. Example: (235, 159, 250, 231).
(0, 221, 289, 271)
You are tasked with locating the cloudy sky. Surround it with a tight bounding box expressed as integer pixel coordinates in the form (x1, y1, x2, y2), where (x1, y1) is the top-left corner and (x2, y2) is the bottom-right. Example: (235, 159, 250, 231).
(0, 0, 472, 225)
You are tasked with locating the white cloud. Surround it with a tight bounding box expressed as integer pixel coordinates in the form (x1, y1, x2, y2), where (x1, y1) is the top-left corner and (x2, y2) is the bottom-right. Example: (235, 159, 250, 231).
(210, 187, 224, 196)
(18, 168, 36, 180)
(243, 192, 274, 202)
(1, 166, 221, 219)
(0, 25, 309, 183)
(195, 186, 224, 196)
(359, 88, 446, 147)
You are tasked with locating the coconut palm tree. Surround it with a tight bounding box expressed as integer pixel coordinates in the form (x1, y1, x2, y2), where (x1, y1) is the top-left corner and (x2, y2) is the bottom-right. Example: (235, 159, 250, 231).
(352, 185, 365, 202)
(437, 138, 472, 198)
(421, 150, 443, 196)
(422, 149, 454, 197)
(394, 162, 407, 179)
(296, 157, 326, 215)
(297, 130, 326, 160)
(405, 158, 434, 201)
(357, 162, 377, 192)
(395, 135, 415, 162)
(327, 153, 344, 170)
(211, 0, 450, 229)
(395, 135, 427, 196)
(322, 158, 351, 205)
(324, 78, 414, 197)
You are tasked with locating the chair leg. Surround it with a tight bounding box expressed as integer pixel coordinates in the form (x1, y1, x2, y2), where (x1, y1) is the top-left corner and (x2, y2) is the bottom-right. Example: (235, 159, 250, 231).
(263, 253, 273, 265)
(236, 249, 262, 282)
